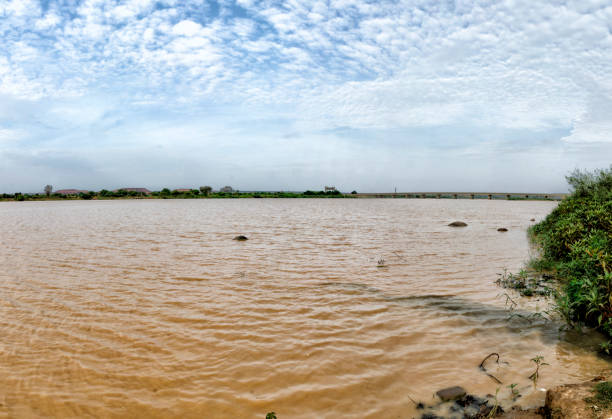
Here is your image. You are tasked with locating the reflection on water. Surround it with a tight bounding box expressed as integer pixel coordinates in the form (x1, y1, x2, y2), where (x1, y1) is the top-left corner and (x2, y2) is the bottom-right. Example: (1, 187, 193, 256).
(0, 199, 609, 418)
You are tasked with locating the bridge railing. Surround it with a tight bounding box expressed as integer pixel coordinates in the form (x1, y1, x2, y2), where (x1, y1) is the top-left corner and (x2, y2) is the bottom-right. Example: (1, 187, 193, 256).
(349, 192, 567, 200)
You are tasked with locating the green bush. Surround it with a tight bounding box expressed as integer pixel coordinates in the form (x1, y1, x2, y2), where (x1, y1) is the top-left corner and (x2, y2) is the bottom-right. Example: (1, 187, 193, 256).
(530, 166, 612, 335)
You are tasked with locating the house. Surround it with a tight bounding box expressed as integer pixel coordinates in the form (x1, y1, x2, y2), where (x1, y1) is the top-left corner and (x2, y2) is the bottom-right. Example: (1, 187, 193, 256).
(324, 186, 337, 192)
(115, 188, 151, 194)
(220, 186, 234, 193)
(55, 189, 90, 195)
(174, 188, 193, 193)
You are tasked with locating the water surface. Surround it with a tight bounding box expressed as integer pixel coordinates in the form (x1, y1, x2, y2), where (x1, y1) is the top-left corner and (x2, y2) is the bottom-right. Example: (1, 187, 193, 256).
(0, 199, 609, 418)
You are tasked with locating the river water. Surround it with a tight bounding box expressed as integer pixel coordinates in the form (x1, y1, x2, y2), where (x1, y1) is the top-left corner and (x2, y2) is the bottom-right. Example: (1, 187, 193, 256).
(0, 199, 609, 418)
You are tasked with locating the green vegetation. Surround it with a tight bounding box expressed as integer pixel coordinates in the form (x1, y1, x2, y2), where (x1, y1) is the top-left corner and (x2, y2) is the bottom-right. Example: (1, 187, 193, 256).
(527, 166, 612, 339)
(495, 268, 552, 297)
(508, 383, 520, 400)
(265, 412, 277, 419)
(486, 387, 500, 418)
(0, 189, 352, 201)
(585, 381, 612, 409)
(528, 355, 548, 386)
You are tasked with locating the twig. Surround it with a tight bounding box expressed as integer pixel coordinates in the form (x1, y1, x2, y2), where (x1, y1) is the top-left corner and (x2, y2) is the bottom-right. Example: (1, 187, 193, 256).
(479, 353, 503, 384)
(479, 353, 500, 369)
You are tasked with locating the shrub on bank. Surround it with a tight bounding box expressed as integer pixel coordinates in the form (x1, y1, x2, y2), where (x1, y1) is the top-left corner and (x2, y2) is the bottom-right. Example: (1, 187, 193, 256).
(530, 167, 612, 336)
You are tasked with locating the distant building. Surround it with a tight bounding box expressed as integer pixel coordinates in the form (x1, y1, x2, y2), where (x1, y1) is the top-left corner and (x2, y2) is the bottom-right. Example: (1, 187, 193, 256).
(115, 188, 151, 194)
(174, 188, 193, 193)
(220, 186, 234, 193)
(324, 186, 337, 192)
(55, 189, 89, 195)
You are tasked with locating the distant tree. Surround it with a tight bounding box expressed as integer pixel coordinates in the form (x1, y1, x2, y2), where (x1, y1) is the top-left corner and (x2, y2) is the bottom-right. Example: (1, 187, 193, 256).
(351, 190, 357, 194)
(160, 188, 171, 196)
(44, 185, 53, 196)
(200, 185, 212, 196)
(191, 189, 200, 195)
(220, 186, 233, 193)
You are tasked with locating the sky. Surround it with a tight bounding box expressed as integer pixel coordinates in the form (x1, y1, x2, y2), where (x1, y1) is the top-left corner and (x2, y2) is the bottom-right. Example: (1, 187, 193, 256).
(0, 0, 611, 193)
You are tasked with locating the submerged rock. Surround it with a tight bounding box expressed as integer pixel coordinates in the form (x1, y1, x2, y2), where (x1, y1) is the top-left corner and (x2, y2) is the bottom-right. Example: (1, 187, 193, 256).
(530, 218, 536, 222)
(497, 228, 508, 232)
(233, 235, 248, 241)
(448, 221, 468, 227)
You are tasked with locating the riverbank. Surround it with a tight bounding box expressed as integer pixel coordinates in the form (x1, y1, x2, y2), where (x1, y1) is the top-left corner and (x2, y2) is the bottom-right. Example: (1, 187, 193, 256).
(483, 167, 612, 419)
(416, 375, 612, 418)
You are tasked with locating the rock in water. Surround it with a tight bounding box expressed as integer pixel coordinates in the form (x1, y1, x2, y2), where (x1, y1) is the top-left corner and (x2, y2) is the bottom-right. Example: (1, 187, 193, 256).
(233, 235, 248, 241)
(448, 221, 468, 227)
(497, 228, 508, 232)
(436, 386, 467, 401)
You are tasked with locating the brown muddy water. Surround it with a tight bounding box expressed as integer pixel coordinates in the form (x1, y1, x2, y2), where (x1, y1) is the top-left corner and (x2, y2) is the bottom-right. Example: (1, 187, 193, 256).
(0, 199, 610, 418)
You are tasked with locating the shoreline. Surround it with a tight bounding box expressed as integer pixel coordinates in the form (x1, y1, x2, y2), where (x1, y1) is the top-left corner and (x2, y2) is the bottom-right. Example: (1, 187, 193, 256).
(0, 192, 565, 202)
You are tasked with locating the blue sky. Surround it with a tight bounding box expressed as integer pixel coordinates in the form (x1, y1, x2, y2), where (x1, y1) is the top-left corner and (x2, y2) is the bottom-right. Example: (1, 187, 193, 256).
(0, 0, 611, 193)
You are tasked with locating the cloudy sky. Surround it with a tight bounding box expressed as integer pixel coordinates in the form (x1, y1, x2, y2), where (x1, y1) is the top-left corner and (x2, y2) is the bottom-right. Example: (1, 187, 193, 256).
(0, 0, 611, 193)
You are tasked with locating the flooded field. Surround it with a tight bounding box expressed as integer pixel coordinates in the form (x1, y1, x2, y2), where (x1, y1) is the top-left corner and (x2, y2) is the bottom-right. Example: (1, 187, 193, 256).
(0, 199, 609, 418)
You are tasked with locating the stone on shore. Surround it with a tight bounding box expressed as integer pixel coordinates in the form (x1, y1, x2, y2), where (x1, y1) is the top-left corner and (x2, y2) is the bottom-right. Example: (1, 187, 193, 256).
(497, 228, 508, 232)
(233, 235, 248, 241)
(499, 406, 545, 418)
(436, 386, 467, 401)
(419, 391, 498, 418)
(448, 221, 468, 227)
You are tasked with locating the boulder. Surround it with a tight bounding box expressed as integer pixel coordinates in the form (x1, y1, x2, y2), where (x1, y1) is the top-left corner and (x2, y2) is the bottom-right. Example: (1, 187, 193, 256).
(497, 228, 508, 232)
(530, 218, 536, 222)
(448, 221, 468, 227)
(233, 235, 248, 241)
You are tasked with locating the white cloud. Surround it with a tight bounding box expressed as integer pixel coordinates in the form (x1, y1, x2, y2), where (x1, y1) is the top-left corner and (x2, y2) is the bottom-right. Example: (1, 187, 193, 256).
(172, 20, 204, 37)
(562, 90, 612, 143)
(1, 0, 612, 191)
(34, 12, 61, 30)
(0, 128, 24, 142)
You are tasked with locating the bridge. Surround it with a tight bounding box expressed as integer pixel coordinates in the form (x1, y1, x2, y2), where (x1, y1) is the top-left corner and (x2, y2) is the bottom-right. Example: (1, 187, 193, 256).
(351, 192, 567, 200)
